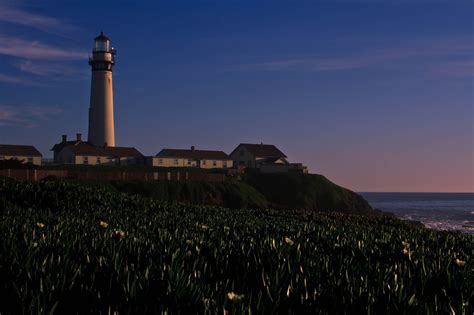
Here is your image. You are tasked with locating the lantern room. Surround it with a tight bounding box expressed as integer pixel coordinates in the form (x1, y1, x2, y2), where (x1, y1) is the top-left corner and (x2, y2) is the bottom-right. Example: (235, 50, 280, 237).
(94, 32, 110, 52)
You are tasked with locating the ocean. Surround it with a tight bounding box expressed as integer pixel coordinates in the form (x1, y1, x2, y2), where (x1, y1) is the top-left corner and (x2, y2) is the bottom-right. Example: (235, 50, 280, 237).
(360, 192, 474, 234)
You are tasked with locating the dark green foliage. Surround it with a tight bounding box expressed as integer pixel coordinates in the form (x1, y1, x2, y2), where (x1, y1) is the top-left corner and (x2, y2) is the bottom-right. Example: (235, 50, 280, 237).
(108, 180, 269, 210)
(40, 163, 215, 173)
(0, 158, 37, 169)
(243, 172, 373, 213)
(0, 179, 472, 314)
(90, 172, 373, 213)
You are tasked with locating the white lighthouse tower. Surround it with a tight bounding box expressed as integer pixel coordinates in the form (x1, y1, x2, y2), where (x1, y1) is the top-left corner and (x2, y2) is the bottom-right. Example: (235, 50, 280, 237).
(88, 32, 116, 147)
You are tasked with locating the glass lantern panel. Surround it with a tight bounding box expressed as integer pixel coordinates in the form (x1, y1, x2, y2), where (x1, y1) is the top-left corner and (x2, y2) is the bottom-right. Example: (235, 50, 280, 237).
(95, 40, 109, 51)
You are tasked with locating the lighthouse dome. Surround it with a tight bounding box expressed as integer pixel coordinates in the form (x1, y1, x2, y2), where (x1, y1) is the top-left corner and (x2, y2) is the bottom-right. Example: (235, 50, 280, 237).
(94, 32, 110, 41)
(94, 32, 110, 52)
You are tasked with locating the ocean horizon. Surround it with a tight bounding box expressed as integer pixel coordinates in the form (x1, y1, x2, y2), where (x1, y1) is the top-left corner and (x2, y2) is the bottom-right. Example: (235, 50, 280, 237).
(360, 192, 474, 234)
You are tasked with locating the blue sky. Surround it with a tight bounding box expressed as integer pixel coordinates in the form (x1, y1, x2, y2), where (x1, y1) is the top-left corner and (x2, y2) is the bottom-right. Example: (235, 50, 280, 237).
(0, 0, 472, 192)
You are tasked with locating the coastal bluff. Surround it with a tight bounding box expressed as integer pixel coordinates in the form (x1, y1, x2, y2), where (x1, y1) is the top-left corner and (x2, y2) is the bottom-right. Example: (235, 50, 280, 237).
(102, 172, 374, 214)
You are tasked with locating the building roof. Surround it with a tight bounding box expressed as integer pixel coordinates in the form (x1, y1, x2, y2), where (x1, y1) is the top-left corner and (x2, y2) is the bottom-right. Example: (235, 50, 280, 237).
(231, 143, 287, 158)
(156, 148, 232, 160)
(58, 142, 143, 158)
(0, 144, 42, 157)
(51, 140, 81, 153)
(94, 31, 110, 41)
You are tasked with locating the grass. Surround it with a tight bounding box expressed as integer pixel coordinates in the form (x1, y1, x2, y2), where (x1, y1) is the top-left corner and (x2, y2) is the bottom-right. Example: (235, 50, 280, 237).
(0, 179, 472, 314)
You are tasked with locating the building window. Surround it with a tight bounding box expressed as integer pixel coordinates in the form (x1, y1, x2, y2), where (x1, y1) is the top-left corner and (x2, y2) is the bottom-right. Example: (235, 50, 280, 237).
(213, 160, 217, 166)
(27, 157, 33, 163)
(84, 156, 89, 165)
(187, 159, 192, 165)
(223, 161, 227, 168)
(97, 157, 101, 164)
(158, 159, 163, 165)
(202, 160, 206, 165)
(173, 159, 178, 165)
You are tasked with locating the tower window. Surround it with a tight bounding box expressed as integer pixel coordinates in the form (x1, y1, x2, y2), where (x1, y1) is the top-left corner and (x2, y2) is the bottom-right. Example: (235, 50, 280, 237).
(95, 40, 109, 51)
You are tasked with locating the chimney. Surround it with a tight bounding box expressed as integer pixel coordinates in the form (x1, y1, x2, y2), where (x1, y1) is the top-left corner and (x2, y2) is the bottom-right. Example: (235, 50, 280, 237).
(76, 133, 82, 142)
(191, 146, 195, 151)
(62, 135, 67, 143)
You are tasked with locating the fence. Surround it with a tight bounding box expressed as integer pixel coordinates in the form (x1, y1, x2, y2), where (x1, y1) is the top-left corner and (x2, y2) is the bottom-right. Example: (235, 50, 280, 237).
(0, 169, 225, 183)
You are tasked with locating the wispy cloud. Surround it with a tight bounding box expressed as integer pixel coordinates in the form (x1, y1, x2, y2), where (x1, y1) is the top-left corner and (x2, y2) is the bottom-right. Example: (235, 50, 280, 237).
(15, 60, 88, 79)
(0, 35, 87, 60)
(0, 2, 87, 84)
(0, 2, 77, 35)
(0, 73, 28, 84)
(430, 59, 474, 78)
(232, 37, 474, 76)
(0, 105, 62, 128)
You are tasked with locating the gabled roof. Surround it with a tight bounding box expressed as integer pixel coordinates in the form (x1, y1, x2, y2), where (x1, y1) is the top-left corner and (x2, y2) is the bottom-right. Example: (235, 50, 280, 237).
(0, 144, 42, 157)
(230, 143, 287, 158)
(156, 148, 231, 160)
(59, 142, 143, 158)
(51, 140, 81, 152)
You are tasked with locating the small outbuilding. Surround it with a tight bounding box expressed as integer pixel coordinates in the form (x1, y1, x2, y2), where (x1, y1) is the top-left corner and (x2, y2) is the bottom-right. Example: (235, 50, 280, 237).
(230, 143, 308, 173)
(0, 144, 43, 165)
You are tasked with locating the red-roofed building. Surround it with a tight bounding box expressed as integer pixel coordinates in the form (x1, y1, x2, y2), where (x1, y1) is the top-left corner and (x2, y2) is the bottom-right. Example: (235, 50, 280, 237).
(51, 134, 143, 165)
(0, 144, 43, 165)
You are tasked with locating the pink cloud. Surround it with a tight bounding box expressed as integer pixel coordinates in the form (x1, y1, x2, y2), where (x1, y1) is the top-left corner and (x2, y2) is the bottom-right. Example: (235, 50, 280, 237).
(15, 60, 88, 79)
(0, 105, 62, 128)
(233, 37, 474, 73)
(0, 73, 28, 84)
(430, 59, 474, 77)
(0, 3, 77, 35)
(0, 35, 87, 60)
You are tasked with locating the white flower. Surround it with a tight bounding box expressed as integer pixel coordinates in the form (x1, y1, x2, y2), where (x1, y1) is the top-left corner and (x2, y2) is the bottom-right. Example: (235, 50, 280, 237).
(227, 291, 244, 301)
(114, 230, 126, 238)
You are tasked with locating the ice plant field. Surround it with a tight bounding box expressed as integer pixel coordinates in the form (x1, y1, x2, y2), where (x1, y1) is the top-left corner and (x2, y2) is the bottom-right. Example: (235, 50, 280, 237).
(0, 179, 472, 314)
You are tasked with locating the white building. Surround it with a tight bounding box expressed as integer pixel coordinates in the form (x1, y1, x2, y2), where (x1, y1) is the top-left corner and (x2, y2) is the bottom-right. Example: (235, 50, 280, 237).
(230, 143, 307, 173)
(149, 146, 233, 169)
(51, 134, 143, 165)
(88, 32, 117, 147)
(0, 144, 42, 166)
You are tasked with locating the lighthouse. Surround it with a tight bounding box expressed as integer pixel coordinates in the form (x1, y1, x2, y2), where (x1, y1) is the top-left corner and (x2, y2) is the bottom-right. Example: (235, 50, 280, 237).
(87, 32, 116, 147)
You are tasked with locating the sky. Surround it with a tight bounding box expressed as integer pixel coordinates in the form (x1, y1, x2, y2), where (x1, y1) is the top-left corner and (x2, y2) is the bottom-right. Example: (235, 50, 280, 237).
(0, 0, 472, 192)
